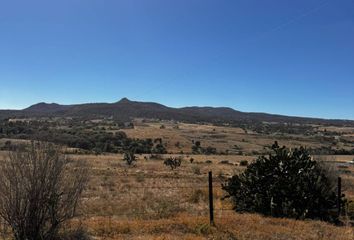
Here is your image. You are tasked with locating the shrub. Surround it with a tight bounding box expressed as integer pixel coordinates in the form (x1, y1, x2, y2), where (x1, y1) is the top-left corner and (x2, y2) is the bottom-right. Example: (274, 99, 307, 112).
(191, 141, 217, 155)
(0, 142, 89, 240)
(219, 160, 230, 165)
(346, 200, 354, 220)
(149, 154, 163, 160)
(152, 143, 167, 154)
(192, 141, 201, 154)
(204, 146, 217, 155)
(192, 166, 201, 175)
(189, 189, 207, 203)
(135, 172, 145, 183)
(123, 149, 137, 166)
(239, 160, 248, 166)
(164, 157, 182, 170)
(222, 142, 345, 223)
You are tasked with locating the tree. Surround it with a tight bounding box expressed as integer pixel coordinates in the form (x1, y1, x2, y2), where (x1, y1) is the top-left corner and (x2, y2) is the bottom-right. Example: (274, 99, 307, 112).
(222, 142, 344, 223)
(0, 142, 89, 240)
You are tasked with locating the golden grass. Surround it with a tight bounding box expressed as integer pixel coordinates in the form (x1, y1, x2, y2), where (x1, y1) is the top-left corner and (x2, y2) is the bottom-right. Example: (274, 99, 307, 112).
(77, 212, 354, 240)
(122, 121, 328, 154)
(0, 149, 353, 239)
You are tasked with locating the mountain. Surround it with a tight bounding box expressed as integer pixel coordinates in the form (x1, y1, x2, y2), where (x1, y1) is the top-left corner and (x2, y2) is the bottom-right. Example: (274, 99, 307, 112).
(0, 98, 353, 126)
(24, 102, 72, 113)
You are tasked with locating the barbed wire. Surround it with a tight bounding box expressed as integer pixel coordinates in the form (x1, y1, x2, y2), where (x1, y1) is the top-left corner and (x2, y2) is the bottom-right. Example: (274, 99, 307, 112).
(84, 210, 236, 218)
(117, 185, 209, 189)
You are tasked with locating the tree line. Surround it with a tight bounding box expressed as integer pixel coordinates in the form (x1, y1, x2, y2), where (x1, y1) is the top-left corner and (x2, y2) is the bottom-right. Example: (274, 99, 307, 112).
(0, 120, 167, 154)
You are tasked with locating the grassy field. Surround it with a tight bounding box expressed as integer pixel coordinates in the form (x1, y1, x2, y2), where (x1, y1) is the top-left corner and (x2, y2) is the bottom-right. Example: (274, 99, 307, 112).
(121, 120, 354, 155)
(70, 153, 354, 239)
(1, 150, 352, 239)
(0, 119, 354, 239)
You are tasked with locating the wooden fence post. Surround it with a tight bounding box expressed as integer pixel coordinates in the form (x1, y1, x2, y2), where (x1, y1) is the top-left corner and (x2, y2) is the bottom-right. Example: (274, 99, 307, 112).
(337, 176, 342, 216)
(208, 171, 214, 226)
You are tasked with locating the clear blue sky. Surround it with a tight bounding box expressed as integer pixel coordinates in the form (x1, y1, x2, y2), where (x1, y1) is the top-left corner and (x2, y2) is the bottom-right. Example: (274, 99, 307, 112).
(0, 0, 353, 119)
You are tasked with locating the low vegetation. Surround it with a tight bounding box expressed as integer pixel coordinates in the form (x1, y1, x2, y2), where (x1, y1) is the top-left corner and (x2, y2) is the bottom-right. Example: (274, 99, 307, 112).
(164, 157, 182, 170)
(192, 141, 217, 155)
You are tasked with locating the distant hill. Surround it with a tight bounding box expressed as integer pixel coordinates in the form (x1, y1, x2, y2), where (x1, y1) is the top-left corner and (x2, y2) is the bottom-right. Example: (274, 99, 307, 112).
(24, 102, 72, 113)
(0, 98, 353, 126)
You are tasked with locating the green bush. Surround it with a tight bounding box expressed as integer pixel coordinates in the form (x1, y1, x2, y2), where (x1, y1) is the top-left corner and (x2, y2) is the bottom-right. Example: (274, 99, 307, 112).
(222, 142, 345, 223)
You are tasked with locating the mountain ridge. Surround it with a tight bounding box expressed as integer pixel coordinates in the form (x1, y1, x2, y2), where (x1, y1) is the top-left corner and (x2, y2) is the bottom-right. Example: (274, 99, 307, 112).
(0, 98, 353, 126)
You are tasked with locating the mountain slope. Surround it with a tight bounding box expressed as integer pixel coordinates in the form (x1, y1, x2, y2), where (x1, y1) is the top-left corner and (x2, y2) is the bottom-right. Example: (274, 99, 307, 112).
(0, 98, 353, 126)
(24, 102, 72, 113)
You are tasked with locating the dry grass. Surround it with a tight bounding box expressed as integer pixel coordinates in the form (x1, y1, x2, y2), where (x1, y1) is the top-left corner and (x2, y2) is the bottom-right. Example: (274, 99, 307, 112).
(76, 213, 354, 240)
(54, 152, 354, 239)
(120, 121, 350, 155)
(0, 145, 354, 239)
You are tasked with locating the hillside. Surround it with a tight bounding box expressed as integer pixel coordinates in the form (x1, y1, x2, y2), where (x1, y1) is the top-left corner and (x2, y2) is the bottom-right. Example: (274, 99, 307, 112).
(0, 98, 353, 126)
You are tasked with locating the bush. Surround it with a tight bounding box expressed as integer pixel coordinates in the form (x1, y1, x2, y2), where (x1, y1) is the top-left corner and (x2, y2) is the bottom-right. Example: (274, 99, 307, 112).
(189, 189, 207, 203)
(219, 160, 230, 165)
(346, 200, 354, 220)
(239, 160, 248, 166)
(191, 141, 217, 155)
(135, 172, 145, 183)
(123, 149, 137, 166)
(204, 146, 217, 155)
(222, 142, 344, 223)
(149, 154, 163, 160)
(164, 157, 182, 170)
(0, 142, 89, 240)
(191, 166, 201, 175)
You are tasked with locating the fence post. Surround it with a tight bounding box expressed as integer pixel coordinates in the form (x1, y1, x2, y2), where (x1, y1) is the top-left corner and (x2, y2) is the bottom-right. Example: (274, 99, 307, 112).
(208, 171, 214, 226)
(337, 176, 342, 216)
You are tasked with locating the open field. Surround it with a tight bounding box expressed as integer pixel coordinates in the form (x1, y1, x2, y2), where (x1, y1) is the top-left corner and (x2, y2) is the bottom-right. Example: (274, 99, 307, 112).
(1, 150, 353, 239)
(2, 117, 354, 156)
(122, 120, 354, 155)
(0, 118, 354, 239)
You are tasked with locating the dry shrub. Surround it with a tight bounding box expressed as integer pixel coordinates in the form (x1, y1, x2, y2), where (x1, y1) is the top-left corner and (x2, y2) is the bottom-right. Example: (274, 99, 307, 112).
(135, 172, 145, 183)
(0, 142, 89, 240)
(188, 189, 208, 204)
(191, 166, 201, 175)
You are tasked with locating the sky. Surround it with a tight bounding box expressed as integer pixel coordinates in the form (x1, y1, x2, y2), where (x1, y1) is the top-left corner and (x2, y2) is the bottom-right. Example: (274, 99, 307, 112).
(0, 0, 353, 119)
